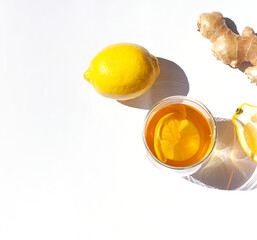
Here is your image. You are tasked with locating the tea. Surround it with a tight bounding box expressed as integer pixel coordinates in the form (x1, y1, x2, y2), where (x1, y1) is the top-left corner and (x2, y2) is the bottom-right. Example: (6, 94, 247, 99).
(145, 103, 212, 167)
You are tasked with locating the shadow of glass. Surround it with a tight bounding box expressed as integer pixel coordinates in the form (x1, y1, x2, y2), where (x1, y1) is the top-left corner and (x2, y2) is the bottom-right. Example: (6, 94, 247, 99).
(185, 118, 257, 190)
(118, 57, 189, 110)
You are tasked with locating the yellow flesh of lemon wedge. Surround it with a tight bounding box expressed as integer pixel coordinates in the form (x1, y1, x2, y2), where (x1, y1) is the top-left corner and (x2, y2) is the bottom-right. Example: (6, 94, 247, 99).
(154, 113, 200, 163)
(232, 103, 257, 162)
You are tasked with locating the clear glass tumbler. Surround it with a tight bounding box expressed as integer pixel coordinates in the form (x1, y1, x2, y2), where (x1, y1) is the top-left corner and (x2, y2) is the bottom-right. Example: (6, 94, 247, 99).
(143, 96, 217, 176)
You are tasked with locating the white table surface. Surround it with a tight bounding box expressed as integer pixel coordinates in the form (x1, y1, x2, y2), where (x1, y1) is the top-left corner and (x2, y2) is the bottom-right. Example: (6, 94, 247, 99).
(1, 0, 257, 239)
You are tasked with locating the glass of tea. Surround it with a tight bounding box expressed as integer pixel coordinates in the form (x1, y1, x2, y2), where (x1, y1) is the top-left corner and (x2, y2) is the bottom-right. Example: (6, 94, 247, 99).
(143, 96, 217, 175)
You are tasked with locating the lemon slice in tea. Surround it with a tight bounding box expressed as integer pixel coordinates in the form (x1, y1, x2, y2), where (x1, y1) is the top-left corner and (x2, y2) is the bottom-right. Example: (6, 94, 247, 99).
(232, 103, 257, 162)
(154, 112, 200, 163)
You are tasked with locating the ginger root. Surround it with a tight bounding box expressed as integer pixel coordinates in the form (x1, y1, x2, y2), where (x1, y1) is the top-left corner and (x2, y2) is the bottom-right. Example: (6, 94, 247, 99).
(197, 12, 257, 84)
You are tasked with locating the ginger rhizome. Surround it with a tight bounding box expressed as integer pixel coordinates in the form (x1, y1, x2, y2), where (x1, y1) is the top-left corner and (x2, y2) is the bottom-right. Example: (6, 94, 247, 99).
(197, 12, 257, 84)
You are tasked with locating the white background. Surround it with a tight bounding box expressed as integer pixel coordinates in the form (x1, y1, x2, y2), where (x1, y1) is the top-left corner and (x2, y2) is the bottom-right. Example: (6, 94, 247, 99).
(1, 0, 257, 239)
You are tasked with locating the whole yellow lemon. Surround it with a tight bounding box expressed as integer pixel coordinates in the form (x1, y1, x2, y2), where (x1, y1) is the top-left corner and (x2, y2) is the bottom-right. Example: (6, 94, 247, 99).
(84, 43, 160, 100)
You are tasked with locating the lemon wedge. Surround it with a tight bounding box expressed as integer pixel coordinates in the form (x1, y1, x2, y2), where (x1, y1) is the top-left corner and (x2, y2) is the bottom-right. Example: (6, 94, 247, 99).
(154, 113, 200, 163)
(232, 103, 257, 162)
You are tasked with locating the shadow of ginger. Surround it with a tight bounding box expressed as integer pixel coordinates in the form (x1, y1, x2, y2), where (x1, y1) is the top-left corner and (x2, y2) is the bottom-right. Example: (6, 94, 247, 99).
(185, 118, 257, 190)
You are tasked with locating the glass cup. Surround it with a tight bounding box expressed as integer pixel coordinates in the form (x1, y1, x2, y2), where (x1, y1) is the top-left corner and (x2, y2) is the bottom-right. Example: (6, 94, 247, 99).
(143, 96, 217, 176)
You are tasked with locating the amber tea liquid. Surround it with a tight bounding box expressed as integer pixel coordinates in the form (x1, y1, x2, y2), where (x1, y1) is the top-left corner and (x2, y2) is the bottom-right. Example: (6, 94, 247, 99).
(145, 103, 212, 167)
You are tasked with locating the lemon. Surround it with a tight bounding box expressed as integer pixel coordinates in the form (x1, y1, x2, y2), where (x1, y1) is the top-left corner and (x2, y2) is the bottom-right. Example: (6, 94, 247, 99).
(154, 113, 200, 163)
(232, 103, 257, 162)
(84, 43, 160, 100)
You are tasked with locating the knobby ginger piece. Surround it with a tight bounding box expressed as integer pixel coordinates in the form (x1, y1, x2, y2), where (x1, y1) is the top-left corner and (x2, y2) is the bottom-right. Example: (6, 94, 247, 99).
(197, 12, 257, 84)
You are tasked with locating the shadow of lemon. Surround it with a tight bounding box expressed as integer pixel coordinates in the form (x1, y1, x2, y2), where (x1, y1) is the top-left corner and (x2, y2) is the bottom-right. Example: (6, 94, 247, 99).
(118, 57, 189, 110)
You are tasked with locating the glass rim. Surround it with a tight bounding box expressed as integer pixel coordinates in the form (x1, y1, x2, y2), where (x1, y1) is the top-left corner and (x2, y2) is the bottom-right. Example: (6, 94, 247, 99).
(142, 95, 217, 171)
